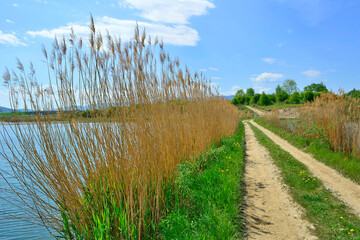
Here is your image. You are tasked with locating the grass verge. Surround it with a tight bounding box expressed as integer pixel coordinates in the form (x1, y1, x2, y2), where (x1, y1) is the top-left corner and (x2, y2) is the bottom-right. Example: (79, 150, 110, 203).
(158, 122, 245, 240)
(254, 118, 360, 185)
(249, 122, 360, 239)
(256, 103, 302, 111)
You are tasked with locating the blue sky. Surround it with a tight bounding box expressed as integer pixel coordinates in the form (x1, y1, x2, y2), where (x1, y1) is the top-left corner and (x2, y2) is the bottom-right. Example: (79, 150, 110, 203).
(1, 0, 360, 107)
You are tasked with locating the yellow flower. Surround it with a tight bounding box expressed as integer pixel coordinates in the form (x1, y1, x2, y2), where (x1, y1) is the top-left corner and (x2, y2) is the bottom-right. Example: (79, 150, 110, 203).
(340, 216, 343, 219)
(351, 229, 354, 232)
(221, 170, 224, 172)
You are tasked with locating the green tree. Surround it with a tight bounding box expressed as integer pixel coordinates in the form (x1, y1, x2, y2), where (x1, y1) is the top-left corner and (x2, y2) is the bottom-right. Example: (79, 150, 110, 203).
(303, 82, 328, 93)
(276, 91, 289, 102)
(246, 88, 255, 96)
(282, 79, 299, 95)
(250, 93, 261, 104)
(301, 91, 315, 102)
(235, 89, 244, 97)
(258, 93, 271, 106)
(288, 92, 301, 104)
(347, 88, 360, 98)
(275, 85, 282, 95)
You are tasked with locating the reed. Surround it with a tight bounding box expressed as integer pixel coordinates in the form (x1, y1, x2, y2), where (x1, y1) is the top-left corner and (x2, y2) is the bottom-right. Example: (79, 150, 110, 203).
(264, 91, 360, 158)
(1, 17, 239, 239)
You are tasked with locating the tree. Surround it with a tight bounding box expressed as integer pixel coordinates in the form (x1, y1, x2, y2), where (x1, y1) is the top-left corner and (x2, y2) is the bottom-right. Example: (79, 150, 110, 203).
(347, 88, 360, 98)
(258, 93, 271, 106)
(275, 85, 282, 95)
(303, 82, 328, 93)
(235, 89, 244, 97)
(288, 92, 301, 104)
(276, 91, 289, 102)
(301, 91, 314, 102)
(282, 79, 299, 95)
(250, 93, 261, 104)
(246, 88, 255, 96)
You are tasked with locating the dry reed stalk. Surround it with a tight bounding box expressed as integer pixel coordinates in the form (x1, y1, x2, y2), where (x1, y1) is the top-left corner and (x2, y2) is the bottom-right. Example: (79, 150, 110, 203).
(1, 17, 239, 238)
(266, 91, 360, 158)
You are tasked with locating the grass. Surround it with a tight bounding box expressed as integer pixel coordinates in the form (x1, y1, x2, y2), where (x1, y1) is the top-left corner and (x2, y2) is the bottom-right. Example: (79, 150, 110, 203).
(0, 16, 240, 239)
(255, 118, 360, 185)
(249, 122, 360, 239)
(255, 103, 302, 111)
(159, 122, 245, 240)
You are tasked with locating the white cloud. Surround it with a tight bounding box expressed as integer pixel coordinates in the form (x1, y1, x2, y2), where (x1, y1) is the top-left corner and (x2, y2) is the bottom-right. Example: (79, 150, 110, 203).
(209, 67, 218, 71)
(200, 67, 218, 72)
(262, 58, 276, 64)
(119, 0, 215, 24)
(251, 72, 284, 83)
(36, 0, 48, 3)
(27, 16, 199, 46)
(210, 77, 222, 80)
(277, 42, 284, 47)
(13, 3, 18, 7)
(220, 85, 242, 96)
(6, 19, 15, 24)
(199, 68, 207, 72)
(254, 87, 271, 94)
(0, 30, 26, 46)
(302, 69, 321, 77)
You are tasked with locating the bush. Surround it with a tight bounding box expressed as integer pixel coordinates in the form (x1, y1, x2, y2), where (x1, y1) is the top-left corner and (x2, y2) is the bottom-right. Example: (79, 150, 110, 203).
(288, 92, 301, 104)
(258, 93, 271, 106)
(250, 94, 261, 104)
(301, 91, 315, 102)
(276, 91, 289, 102)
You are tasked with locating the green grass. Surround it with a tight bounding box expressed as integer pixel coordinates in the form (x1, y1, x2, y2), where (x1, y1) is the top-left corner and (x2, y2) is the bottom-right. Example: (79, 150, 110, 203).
(254, 118, 360, 185)
(256, 103, 302, 111)
(159, 122, 245, 239)
(249, 122, 360, 239)
(0, 112, 26, 116)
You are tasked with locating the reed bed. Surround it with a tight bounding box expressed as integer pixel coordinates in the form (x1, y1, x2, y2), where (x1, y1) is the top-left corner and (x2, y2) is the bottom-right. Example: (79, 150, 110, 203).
(265, 91, 360, 158)
(0, 17, 239, 239)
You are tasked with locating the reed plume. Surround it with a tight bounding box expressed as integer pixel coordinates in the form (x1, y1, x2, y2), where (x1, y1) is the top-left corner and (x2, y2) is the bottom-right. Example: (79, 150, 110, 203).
(1, 16, 239, 239)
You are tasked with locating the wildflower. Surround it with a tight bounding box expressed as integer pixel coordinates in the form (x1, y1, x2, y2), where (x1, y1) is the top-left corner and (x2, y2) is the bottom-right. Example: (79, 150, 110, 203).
(221, 170, 224, 172)
(340, 216, 343, 219)
(351, 229, 354, 232)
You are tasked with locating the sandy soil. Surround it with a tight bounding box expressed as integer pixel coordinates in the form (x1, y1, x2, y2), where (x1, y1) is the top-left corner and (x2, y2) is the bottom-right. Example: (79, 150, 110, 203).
(243, 121, 317, 240)
(251, 120, 360, 218)
(246, 106, 266, 116)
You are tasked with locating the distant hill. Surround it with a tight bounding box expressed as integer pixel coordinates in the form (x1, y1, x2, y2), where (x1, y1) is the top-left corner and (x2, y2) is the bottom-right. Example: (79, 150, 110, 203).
(221, 95, 234, 100)
(0, 106, 12, 113)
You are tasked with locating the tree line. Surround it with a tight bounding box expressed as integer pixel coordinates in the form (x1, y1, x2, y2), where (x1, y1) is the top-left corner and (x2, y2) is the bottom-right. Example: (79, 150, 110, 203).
(231, 80, 330, 106)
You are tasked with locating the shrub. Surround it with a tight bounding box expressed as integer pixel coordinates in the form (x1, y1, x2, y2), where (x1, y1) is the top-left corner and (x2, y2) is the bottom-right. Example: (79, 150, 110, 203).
(258, 93, 271, 106)
(288, 92, 301, 104)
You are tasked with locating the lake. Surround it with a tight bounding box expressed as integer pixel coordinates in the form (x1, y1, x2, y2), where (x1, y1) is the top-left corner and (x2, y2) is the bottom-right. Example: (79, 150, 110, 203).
(0, 124, 52, 240)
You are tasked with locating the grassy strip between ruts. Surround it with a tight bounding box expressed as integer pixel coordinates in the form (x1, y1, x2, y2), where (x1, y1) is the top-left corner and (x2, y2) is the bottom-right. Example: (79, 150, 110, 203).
(248, 122, 360, 239)
(158, 122, 245, 240)
(254, 118, 360, 185)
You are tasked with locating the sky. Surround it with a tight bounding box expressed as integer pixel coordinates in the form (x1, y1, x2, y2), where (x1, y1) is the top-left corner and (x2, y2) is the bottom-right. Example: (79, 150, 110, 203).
(1, 0, 360, 107)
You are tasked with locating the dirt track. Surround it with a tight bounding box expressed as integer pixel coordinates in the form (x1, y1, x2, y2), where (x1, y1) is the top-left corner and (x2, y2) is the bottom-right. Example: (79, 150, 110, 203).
(250, 120, 360, 218)
(246, 106, 266, 116)
(243, 122, 316, 240)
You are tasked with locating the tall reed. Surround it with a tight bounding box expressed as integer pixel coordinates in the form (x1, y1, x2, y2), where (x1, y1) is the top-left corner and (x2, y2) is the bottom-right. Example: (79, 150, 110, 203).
(1, 17, 239, 239)
(264, 91, 360, 158)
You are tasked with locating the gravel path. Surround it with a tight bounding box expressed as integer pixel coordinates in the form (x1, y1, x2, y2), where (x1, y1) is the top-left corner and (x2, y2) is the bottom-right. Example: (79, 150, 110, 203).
(243, 121, 317, 240)
(250, 119, 360, 218)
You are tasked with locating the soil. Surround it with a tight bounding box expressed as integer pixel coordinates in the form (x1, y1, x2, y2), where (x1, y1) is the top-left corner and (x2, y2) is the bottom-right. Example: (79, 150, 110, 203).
(243, 121, 317, 240)
(246, 106, 300, 119)
(250, 120, 360, 218)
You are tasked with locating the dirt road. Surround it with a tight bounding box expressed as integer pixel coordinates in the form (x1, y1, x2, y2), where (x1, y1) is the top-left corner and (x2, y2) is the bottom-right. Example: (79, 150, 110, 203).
(243, 121, 316, 240)
(246, 106, 266, 116)
(250, 120, 360, 218)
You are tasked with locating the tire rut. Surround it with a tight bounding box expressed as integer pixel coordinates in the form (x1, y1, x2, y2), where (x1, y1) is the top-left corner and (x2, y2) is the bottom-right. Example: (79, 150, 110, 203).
(250, 119, 360, 218)
(243, 121, 316, 240)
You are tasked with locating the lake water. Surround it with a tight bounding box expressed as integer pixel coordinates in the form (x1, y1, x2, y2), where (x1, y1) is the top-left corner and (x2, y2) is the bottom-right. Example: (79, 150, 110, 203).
(0, 124, 52, 240)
